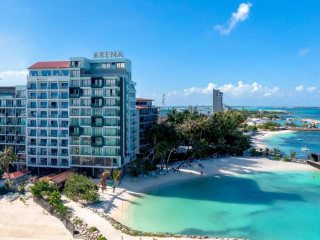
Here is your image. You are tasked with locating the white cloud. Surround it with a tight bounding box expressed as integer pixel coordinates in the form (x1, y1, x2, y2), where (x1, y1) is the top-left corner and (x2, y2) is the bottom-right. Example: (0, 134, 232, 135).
(298, 47, 310, 56)
(296, 85, 304, 91)
(214, 2, 253, 35)
(0, 70, 28, 86)
(306, 86, 316, 92)
(168, 81, 280, 98)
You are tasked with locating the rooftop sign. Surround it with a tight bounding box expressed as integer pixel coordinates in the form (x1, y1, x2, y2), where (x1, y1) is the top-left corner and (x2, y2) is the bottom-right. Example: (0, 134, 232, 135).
(93, 51, 124, 58)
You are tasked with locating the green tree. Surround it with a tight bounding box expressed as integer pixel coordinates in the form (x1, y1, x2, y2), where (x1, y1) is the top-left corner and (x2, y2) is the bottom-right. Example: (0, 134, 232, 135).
(48, 190, 67, 214)
(290, 151, 297, 160)
(30, 180, 57, 198)
(0, 146, 16, 179)
(112, 169, 122, 192)
(64, 174, 98, 203)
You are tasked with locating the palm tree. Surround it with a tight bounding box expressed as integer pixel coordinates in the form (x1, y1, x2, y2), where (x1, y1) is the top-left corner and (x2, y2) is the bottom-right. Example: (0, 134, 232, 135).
(0, 146, 16, 179)
(99, 170, 110, 192)
(112, 169, 122, 192)
(290, 151, 297, 160)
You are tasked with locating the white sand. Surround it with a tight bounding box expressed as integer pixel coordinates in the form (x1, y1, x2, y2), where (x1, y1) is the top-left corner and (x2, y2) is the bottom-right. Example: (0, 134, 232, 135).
(0, 198, 73, 240)
(64, 156, 317, 240)
(251, 130, 295, 150)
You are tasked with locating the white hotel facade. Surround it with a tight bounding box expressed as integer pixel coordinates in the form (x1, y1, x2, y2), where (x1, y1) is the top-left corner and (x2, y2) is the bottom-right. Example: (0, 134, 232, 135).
(24, 56, 137, 176)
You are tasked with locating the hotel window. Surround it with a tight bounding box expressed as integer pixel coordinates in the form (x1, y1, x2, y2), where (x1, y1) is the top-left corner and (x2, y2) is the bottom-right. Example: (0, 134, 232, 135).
(116, 63, 125, 69)
(82, 147, 91, 155)
(70, 109, 79, 116)
(82, 79, 91, 87)
(30, 102, 36, 108)
(93, 89, 102, 97)
(61, 82, 68, 89)
(82, 127, 91, 135)
(61, 102, 68, 108)
(82, 137, 91, 145)
(102, 63, 111, 70)
(30, 71, 38, 76)
(50, 93, 58, 99)
(53, 70, 60, 76)
(41, 70, 51, 76)
(61, 111, 68, 118)
(51, 130, 58, 137)
(40, 83, 47, 89)
(61, 92, 68, 99)
(105, 79, 117, 87)
(40, 102, 47, 108)
(40, 93, 47, 99)
(105, 128, 118, 136)
(71, 80, 80, 87)
(61, 70, 69, 76)
(81, 99, 90, 106)
(70, 99, 80, 106)
(81, 118, 91, 126)
(92, 147, 102, 156)
(81, 108, 91, 116)
(50, 83, 58, 89)
(92, 108, 102, 116)
(82, 89, 91, 97)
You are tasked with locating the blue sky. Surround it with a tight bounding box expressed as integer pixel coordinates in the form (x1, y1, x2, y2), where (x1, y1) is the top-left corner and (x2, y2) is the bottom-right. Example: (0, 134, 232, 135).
(0, 0, 320, 106)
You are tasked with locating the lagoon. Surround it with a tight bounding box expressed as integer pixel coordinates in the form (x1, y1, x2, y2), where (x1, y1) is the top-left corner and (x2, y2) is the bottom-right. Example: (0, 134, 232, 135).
(124, 171, 320, 240)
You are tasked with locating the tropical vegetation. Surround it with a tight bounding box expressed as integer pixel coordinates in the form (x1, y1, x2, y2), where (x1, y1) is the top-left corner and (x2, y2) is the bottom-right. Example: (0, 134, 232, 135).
(0, 146, 16, 179)
(129, 109, 251, 175)
(64, 173, 98, 202)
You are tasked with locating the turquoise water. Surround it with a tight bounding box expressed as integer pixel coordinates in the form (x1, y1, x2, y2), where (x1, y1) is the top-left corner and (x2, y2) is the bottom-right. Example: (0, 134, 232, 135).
(263, 131, 320, 158)
(124, 171, 320, 240)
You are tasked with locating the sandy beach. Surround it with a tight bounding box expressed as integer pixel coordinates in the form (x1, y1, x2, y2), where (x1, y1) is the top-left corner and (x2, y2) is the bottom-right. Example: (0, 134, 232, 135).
(251, 130, 296, 150)
(62, 156, 318, 240)
(0, 198, 73, 240)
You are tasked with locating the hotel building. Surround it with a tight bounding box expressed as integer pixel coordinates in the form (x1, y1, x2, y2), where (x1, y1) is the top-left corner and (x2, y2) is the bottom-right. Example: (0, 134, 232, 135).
(26, 62, 70, 175)
(135, 98, 158, 155)
(24, 57, 136, 176)
(0, 86, 27, 170)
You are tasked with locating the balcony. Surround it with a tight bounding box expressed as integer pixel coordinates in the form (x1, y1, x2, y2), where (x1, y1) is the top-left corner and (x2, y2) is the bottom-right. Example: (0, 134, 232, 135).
(60, 152, 68, 156)
(39, 142, 47, 146)
(28, 142, 37, 146)
(50, 114, 58, 118)
(49, 152, 58, 156)
(59, 115, 68, 118)
(38, 115, 48, 118)
(28, 151, 36, 155)
(28, 86, 36, 90)
(49, 142, 58, 146)
(49, 133, 58, 137)
(49, 124, 58, 128)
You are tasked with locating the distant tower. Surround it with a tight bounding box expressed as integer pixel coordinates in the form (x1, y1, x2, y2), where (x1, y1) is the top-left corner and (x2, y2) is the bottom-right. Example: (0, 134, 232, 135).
(162, 94, 165, 110)
(212, 89, 223, 113)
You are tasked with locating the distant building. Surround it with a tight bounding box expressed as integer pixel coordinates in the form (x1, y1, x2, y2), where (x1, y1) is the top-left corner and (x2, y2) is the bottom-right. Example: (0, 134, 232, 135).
(212, 89, 223, 113)
(223, 104, 232, 112)
(136, 98, 158, 154)
(0, 86, 27, 170)
(188, 105, 193, 113)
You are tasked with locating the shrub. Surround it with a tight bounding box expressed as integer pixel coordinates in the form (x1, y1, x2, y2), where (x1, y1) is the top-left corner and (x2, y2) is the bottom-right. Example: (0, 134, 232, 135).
(30, 181, 57, 198)
(89, 226, 98, 233)
(48, 190, 67, 214)
(64, 174, 98, 202)
(97, 237, 107, 240)
(283, 157, 291, 162)
(73, 219, 83, 225)
(19, 196, 26, 204)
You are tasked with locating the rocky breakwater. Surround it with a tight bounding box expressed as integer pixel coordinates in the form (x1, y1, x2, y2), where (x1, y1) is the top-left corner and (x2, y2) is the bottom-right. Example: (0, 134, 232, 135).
(86, 205, 248, 240)
(71, 215, 105, 240)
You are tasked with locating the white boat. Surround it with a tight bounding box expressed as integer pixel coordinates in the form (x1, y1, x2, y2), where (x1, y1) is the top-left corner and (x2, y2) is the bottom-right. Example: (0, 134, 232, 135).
(301, 147, 309, 152)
